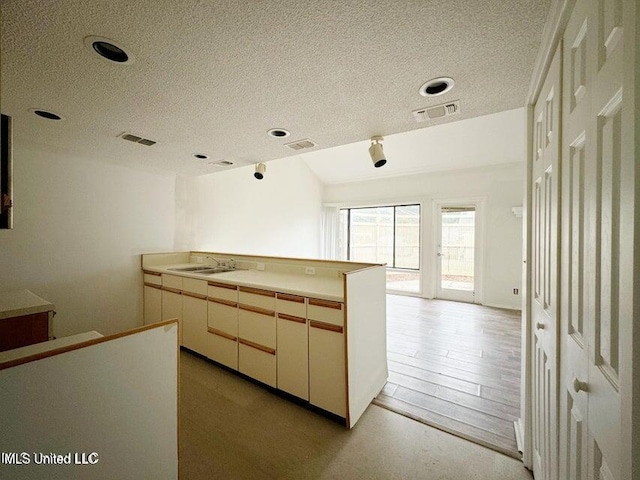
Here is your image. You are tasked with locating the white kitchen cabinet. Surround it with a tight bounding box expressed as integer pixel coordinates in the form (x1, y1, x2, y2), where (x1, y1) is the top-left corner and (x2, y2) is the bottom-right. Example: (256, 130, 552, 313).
(238, 288, 277, 386)
(143, 271, 162, 325)
(143, 284, 162, 325)
(308, 299, 346, 417)
(161, 290, 182, 345)
(238, 341, 276, 387)
(276, 293, 308, 400)
(182, 293, 208, 355)
(277, 313, 308, 400)
(207, 295, 238, 370)
(141, 253, 388, 428)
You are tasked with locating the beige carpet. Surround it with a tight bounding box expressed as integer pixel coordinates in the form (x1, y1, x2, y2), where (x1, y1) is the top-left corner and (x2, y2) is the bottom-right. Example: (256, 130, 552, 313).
(179, 351, 532, 479)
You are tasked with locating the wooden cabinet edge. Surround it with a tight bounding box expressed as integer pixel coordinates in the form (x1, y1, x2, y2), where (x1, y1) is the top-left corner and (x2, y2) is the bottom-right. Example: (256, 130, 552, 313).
(161, 286, 182, 295)
(309, 320, 343, 334)
(308, 298, 343, 310)
(144, 282, 162, 290)
(143, 270, 162, 276)
(182, 291, 207, 300)
(277, 313, 306, 324)
(208, 281, 237, 290)
(208, 298, 238, 308)
(238, 304, 276, 317)
(238, 337, 276, 355)
(207, 327, 237, 342)
(239, 286, 276, 297)
(276, 293, 305, 303)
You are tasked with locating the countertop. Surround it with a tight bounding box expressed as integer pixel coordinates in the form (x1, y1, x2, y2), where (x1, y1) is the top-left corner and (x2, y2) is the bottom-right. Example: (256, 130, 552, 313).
(145, 264, 344, 301)
(0, 289, 55, 321)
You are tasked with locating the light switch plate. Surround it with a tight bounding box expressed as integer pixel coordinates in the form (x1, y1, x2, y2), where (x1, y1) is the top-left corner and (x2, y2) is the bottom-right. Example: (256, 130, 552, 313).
(256, 262, 265, 271)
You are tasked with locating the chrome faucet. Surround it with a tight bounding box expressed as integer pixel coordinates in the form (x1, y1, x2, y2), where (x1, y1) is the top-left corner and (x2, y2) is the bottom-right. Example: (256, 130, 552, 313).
(206, 256, 221, 267)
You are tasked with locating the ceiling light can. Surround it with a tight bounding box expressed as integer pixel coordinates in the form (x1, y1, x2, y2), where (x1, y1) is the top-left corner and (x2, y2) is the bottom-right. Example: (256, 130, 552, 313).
(84, 36, 134, 64)
(419, 77, 454, 97)
(267, 128, 290, 138)
(29, 109, 64, 120)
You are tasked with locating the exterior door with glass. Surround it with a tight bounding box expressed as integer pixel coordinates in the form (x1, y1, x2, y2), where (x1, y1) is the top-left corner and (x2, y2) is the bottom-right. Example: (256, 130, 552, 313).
(435, 203, 480, 303)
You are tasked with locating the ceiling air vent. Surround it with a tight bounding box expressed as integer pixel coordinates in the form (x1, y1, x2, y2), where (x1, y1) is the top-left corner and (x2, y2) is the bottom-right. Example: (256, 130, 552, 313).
(120, 133, 157, 146)
(284, 139, 317, 151)
(209, 160, 234, 168)
(412, 100, 460, 123)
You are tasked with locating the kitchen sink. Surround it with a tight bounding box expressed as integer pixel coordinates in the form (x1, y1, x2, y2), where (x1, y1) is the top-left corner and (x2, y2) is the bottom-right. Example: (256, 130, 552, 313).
(168, 266, 215, 272)
(199, 268, 236, 274)
(167, 266, 236, 274)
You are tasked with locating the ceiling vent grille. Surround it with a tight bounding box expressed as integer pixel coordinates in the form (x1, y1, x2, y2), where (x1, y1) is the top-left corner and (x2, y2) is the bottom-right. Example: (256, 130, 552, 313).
(284, 139, 317, 151)
(412, 100, 460, 123)
(121, 133, 157, 146)
(209, 160, 234, 167)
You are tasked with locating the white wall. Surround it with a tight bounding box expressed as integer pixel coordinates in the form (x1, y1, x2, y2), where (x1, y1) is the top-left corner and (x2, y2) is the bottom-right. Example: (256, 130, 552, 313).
(193, 157, 323, 258)
(324, 163, 524, 309)
(0, 142, 176, 337)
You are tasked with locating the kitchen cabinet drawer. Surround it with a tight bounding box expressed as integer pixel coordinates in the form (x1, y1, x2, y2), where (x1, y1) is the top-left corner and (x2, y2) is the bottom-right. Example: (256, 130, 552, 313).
(208, 299, 238, 336)
(276, 293, 306, 318)
(162, 274, 183, 290)
(183, 278, 207, 296)
(307, 298, 344, 327)
(309, 321, 346, 417)
(143, 271, 162, 286)
(182, 294, 208, 355)
(239, 287, 276, 311)
(208, 281, 238, 303)
(239, 340, 276, 387)
(143, 284, 162, 325)
(206, 329, 238, 370)
(277, 314, 308, 400)
(238, 306, 276, 349)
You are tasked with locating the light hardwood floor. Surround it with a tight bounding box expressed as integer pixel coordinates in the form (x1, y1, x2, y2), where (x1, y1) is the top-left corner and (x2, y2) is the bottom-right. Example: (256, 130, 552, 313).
(374, 295, 522, 457)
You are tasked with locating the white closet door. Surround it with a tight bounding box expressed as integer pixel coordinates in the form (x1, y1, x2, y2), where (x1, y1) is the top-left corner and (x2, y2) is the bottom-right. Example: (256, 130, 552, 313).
(530, 42, 561, 480)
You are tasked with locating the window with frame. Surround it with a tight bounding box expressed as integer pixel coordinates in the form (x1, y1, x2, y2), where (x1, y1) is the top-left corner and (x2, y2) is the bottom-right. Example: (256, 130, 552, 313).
(338, 204, 420, 292)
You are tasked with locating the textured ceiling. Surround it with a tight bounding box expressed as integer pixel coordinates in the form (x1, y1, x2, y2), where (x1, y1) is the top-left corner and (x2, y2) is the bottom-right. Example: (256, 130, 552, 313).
(301, 107, 525, 184)
(1, 0, 550, 176)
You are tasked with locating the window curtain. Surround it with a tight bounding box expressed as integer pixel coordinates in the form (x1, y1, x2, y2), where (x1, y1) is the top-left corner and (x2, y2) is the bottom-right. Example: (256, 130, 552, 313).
(321, 206, 340, 260)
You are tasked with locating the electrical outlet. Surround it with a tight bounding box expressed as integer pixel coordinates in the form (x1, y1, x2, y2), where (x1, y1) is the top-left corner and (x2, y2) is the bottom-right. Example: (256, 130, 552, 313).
(256, 262, 265, 271)
(305, 267, 316, 275)
(513, 288, 519, 295)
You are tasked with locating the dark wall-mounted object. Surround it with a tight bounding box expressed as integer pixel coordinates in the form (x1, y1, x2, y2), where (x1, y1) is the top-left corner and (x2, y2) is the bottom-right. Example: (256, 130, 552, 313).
(1, 114, 13, 229)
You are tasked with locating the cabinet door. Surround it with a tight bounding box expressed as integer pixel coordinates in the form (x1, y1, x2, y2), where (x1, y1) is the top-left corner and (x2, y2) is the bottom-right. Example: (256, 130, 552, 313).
(238, 341, 276, 387)
(143, 285, 162, 325)
(277, 314, 308, 400)
(182, 294, 208, 355)
(308, 321, 346, 417)
(238, 307, 276, 348)
(206, 299, 238, 369)
(162, 289, 182, 345)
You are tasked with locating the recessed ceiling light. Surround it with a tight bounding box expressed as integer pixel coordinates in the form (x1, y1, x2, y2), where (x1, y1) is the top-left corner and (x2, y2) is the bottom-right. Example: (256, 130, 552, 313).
(30, 109, 63, 120)
(419, 77, 454, 97)
(194, 153, 209, 159)
(267, 128, 290, 138)
(84, 36, 134, 64)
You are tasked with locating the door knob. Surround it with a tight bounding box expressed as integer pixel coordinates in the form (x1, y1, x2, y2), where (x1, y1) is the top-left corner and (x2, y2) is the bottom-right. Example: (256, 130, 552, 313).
(437, 253, 443, 257)
(536, 322, 545, 330)
(572, 377, 588, 393)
